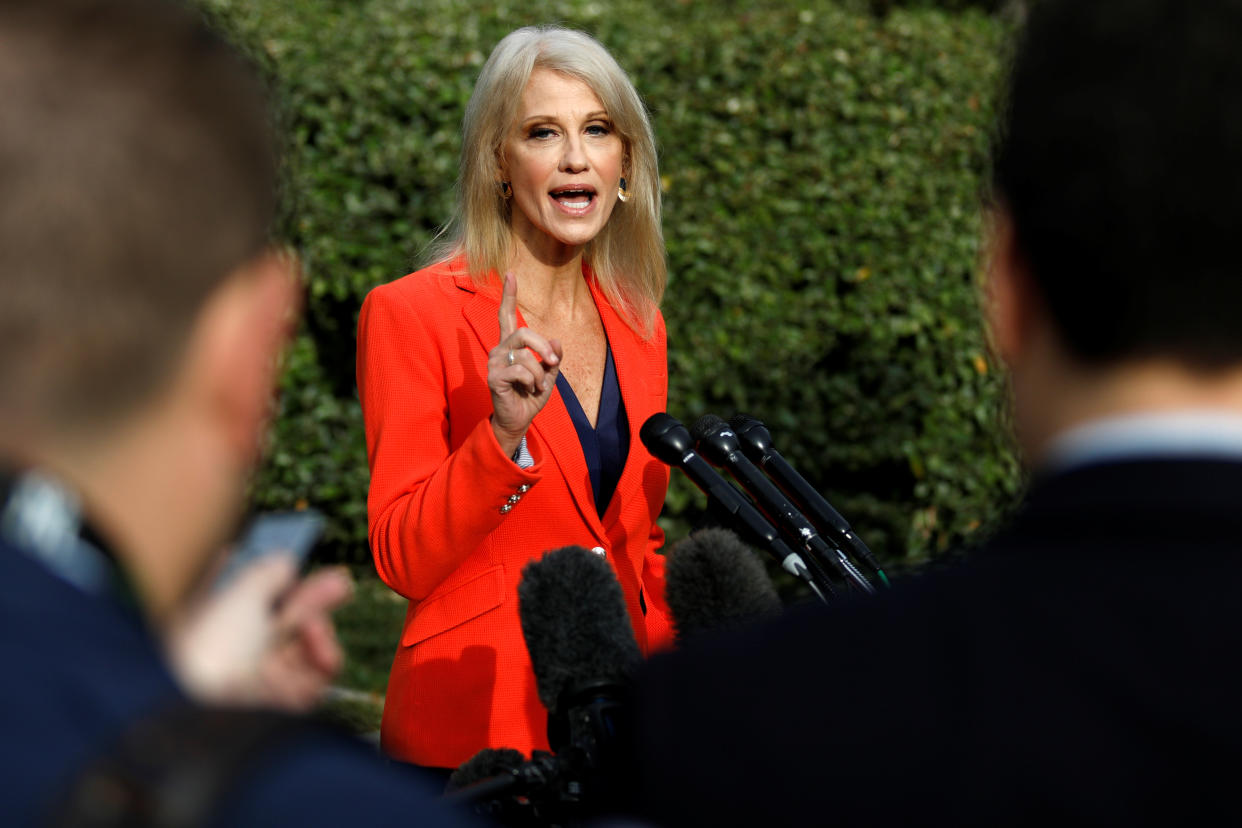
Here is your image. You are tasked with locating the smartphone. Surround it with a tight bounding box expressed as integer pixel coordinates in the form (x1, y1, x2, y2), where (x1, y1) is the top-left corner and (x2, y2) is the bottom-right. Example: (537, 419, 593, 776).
(213, 509, 325, 592)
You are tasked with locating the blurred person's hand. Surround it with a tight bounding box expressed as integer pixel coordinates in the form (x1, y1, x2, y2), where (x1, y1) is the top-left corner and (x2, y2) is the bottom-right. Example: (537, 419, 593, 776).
(167, 557, 353, 711)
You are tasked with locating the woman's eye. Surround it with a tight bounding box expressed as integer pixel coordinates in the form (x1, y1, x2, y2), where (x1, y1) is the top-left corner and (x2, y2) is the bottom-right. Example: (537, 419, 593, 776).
(586, 123, 611, 136)
(529, 127, 557, 140)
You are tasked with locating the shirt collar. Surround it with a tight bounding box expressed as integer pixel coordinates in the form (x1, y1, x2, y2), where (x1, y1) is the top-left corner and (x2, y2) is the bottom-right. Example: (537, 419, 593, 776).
(1042, 409, 1242, 474)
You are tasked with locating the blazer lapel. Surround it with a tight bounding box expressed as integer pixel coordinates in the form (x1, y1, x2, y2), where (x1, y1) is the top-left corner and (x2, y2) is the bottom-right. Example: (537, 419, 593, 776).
(457, 271, 607, 546)
(590, 277, 659, 531)
(590, 277, 664, 615)
(528, 376, 608, 545)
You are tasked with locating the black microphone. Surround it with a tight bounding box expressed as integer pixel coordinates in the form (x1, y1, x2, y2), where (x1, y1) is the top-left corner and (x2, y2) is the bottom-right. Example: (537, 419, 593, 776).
(448, 747, 526, 791)
(640, 412, 830, 603)
(518, 545, 639, 807)
(665, 528, 782, 646)
(692, 415, 875, 595)
(449, 546, 642, 820)
(730, 414, 891, 588)
(445, 747, 566, 821)
(518, 544, 639, 743)
(519, 545, 639, 713)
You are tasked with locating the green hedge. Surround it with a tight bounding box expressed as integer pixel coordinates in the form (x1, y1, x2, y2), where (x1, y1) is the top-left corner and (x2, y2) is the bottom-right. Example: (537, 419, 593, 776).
(204, 0, 1021, 572)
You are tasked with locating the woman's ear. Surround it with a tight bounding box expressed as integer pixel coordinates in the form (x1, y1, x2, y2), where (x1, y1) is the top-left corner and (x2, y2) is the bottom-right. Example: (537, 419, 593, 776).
(495, 144, 509, 183)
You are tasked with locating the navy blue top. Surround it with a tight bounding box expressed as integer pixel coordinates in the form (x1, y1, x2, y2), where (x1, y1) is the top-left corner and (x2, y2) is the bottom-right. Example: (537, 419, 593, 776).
(555, 341, 628, 517)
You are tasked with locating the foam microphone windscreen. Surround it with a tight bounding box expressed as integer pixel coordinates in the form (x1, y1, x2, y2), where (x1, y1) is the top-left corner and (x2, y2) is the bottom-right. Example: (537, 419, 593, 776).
(666, 527, 782, 646)
(447, 747, 526, 792)
(518, 545, 642, 715)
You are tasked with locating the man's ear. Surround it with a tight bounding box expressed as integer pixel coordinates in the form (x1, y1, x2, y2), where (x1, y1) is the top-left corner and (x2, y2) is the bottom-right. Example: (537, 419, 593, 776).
(192, 250, 300, 465)
(985, 203, 1039, 372)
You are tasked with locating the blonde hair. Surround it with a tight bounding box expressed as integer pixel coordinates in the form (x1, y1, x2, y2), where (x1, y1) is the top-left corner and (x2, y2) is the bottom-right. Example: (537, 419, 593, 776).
(431, 25, 665, 337)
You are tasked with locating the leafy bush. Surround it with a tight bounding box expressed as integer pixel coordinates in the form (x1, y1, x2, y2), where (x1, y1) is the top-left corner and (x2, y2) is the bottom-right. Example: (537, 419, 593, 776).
(838, 0, 1023, 16)
(204, 0, 1021, 572)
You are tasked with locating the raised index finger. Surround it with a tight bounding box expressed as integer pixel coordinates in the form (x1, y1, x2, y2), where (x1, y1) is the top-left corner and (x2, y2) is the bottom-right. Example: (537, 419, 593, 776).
(498, 272, 518, 341)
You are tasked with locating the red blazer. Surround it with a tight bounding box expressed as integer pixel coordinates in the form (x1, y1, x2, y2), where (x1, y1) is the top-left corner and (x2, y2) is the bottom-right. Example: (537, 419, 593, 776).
(357, 256, 673, 768)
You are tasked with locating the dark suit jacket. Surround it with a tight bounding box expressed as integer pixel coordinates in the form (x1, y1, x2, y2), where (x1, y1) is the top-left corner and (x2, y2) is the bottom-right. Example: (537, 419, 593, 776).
(0, 537, 476, 826)
(628, 458, 1242, 826)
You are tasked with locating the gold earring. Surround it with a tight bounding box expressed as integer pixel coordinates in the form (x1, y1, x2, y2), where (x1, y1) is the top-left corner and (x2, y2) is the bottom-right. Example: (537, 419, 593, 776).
(617, 177, 629, 203)
(500, 181, 513, 199)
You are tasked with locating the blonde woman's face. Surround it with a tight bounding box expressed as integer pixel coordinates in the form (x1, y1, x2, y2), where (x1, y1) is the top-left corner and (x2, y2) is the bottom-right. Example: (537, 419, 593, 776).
(501, 68, 625, 254)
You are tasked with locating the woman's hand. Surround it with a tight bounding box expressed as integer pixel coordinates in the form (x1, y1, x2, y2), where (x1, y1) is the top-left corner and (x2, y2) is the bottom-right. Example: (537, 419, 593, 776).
(488, 272, 563, 457)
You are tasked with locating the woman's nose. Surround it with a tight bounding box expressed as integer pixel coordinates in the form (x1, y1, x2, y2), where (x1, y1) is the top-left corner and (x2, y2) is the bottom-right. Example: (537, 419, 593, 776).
(559, 135, 588, 173)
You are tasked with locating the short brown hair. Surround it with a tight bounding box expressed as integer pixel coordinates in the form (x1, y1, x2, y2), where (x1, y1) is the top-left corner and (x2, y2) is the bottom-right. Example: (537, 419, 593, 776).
(0, 0, 277, 432)
(992, 0, 1242, 368)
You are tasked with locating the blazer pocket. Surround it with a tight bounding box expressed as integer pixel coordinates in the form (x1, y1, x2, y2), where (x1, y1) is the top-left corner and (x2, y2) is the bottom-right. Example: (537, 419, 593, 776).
(401, 565, 506, 648)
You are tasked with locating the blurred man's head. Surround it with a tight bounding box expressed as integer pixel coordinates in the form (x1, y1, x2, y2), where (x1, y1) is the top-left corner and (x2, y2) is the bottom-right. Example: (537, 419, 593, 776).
(0, 0, 277, 431)
(0, 0, 294, 616)
(987, 0, 1242, 460)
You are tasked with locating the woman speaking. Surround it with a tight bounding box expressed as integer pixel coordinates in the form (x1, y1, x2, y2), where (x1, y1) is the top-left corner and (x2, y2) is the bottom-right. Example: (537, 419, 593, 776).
(356, 26, 672, 770)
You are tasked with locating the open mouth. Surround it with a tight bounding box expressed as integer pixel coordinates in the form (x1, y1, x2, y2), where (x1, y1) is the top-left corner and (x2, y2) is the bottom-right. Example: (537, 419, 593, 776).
(549, 186, 596, 210)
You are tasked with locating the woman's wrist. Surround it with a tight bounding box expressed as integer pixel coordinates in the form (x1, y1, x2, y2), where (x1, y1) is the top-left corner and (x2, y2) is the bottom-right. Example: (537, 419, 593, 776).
(491, 416, 526, 459)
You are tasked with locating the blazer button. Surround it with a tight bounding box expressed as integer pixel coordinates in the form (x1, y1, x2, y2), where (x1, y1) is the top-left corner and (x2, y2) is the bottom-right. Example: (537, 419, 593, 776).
(590, 546, 606, 558)
(507, 494, 521, 504)
(500, 503, 513, 514)
(518, 484, 531, 493)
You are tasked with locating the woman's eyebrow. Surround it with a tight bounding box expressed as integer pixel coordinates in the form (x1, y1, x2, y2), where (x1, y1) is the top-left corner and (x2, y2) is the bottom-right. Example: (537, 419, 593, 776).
(519, 110, 610, 126)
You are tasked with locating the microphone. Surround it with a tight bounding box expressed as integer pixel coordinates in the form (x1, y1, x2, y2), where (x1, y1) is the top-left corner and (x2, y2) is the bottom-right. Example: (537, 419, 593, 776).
(692, 415, 875, 595)
(665, 528, 781, 646)
(640, 412, 831, 603)
(448, 747, 526, 790)
(519, 545, 640, 718)
(730, 414, 890, 588)
(445, 747, 566, 821)
(450, 545, 642, 821)
(518, 544, 639, 807)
